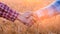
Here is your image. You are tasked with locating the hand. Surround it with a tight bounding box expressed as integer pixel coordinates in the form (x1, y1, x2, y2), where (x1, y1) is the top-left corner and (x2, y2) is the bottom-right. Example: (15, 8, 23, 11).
(17, 11, 34, 27)
(22, 11, 32, 18)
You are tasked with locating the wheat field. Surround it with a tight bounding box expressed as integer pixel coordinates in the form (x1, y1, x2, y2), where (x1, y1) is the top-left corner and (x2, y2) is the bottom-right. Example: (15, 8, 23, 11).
(0, 0, 60, 34)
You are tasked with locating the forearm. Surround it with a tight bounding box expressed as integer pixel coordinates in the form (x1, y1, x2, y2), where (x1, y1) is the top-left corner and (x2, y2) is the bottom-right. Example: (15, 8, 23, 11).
(33, 0, 60, 22)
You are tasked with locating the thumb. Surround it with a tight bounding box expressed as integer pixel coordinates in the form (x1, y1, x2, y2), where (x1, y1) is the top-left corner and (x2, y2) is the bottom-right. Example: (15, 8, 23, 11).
(23, 11, 32, 18)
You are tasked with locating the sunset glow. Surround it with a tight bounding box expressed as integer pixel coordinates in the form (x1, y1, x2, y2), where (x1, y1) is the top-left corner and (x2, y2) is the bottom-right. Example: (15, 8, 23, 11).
(0, 0, 60, 34)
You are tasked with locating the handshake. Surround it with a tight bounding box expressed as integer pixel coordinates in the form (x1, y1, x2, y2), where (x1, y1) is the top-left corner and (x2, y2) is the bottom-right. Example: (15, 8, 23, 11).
(17, 11, 34, 27)
(1, 1, 59, 27)
(0, 2, 35, 27)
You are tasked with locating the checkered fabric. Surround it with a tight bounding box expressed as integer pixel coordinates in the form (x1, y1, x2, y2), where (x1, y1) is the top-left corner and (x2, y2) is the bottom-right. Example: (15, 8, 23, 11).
(0, 2, 19, 22)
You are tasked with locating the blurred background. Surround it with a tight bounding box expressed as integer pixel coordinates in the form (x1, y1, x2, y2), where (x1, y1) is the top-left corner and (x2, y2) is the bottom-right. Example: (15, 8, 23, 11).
(0, 0, 60, 34)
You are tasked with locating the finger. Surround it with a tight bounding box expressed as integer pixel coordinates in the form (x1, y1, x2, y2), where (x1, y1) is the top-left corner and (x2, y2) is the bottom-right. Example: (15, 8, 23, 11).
(22, 11, 32, 18)
(25, 16, 34, 27)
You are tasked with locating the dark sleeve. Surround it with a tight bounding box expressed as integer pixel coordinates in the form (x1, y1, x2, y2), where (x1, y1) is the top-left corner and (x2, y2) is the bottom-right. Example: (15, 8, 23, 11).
(0, 2, 19, 22)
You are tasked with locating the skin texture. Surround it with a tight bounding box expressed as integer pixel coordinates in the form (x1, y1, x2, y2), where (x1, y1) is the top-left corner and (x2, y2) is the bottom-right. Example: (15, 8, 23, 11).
(0, 0, 60, 34)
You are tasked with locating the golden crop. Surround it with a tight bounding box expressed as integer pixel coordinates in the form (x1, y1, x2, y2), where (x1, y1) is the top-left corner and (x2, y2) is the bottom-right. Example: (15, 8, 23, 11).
(0, 0, 60, 34)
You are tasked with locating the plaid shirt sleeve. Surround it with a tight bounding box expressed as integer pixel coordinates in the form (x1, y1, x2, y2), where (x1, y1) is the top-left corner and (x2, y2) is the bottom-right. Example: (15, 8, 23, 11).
(0, 2, 19, 22)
